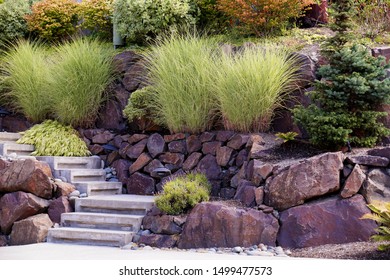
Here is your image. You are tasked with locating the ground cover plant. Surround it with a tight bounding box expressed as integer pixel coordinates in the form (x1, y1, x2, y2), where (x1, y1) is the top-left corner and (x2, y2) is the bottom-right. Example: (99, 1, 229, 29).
(362, 201, 390, 251)
(155, 173, 211, 215)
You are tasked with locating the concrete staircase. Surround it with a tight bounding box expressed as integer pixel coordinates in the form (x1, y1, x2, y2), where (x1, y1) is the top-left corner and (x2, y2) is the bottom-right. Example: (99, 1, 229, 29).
(0, 132, 156, 247)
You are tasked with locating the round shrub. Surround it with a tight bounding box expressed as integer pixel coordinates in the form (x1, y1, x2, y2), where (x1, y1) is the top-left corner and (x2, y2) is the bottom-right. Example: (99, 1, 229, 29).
(113, 0, 197, 43)
(79, 0, 113, 40)
(25, 0, 79, 42)
(0, 0, 31, 47)
(17, 120, 91, 157)
(155, 173, 211, 215)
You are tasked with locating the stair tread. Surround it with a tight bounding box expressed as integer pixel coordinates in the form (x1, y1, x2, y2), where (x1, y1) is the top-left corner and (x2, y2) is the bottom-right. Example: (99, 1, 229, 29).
(77, 194, 155, 202)
(62, 212, 144, 219)
(49, 227, 135, 234)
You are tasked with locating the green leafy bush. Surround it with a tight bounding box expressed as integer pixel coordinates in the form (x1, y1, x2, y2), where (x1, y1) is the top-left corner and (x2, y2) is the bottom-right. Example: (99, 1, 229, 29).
(362, 200, 390, 251)
(0, 0, 31, 47)
(195, 0, 229, 32)
(215, 47, 300, 132)
(0, 40, 51, 123)
(155, 173, 211, 215)
(79, 0, 113, 40)
(26, 0, 79, 42)
(113, 0, 197, 43)
(49, 38, 115, 127)
(144, 33, 218, 133)
(17, 120, 91, 157)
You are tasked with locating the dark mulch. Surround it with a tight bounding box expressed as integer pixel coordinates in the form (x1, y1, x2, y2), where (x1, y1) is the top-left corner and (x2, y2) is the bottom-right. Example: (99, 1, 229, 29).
(290, 241, 390, 260)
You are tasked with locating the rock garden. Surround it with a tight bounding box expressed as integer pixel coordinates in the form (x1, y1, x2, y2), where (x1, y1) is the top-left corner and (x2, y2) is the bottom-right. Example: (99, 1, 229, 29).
(0, 0, 389, 259)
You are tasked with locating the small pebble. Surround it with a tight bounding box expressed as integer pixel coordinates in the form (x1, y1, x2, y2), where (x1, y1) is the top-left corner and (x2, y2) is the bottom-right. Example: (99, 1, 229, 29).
(69, 190, 80, 197)
(141, 230, 151, 236)
(143, 246, 153, 250)
(54, 178, 63, 183)
(259, 244, 267, 251)
(208, 248, 217, 253)
(258, 251, 275, 257)
(79, 193, 88, 198)
(233, 246, 243, 253)
(285, 249, 292, 255)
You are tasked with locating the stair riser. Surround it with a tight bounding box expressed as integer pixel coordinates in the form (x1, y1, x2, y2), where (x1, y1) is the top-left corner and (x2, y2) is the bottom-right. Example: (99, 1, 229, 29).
(76, 207, 148, 216)
(47, 232, 134, 247)
(0, 132, 21, 143)
(75, 183, 122, 196)
(36, 156, 103, 170)
(54, 170, 106, 183)
(61, 215, 142, 232)
(61, 222, 139, 232)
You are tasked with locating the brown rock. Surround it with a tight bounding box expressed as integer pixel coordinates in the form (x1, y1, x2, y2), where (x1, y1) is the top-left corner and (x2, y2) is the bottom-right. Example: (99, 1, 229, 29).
(143, 215, 182, 234)
(234, 181, 256, 207)
(127, 172, 155, 195)
(89, 144, 104, 155)
(264, 152, 344, 210)
(220, 188, 236, 199)
(186, 135, 202, 154)
(96, 99, 126, 131)
(10, 214, 53, 245)
(247, 160, 273, 186)
(112, 159, 131, 183)
(129, 153, 152, 175)
(178, 202, 279, 248)
(340, 164, 366, 198)
(54, 181, 76, 198)
(182, 152, 202, 171)
(144, 159, 164, 176)
(48, 196, 73, 224)
(216, 131, 235, 142)
(0, 159, 53, 199)
(113, 50, 142, 73)
(255, 187, 264, 205)
(126, 139, 147, 159)
(122, 61, 145, 92)
(367, 147, 390, 160)
(227, 134, 250, 150)
(196, 154, 222, 180)
(216, 146, 234, 167)
(249, 142, 266, 159)
(0, 235, 7, 246)
(199, 132, 216, 142)
(230, 161, 248, 188)
(361, 168, 390, 203)
(164, 133, 186, 143)
(91, 130, 115, 144)
(277, 195, 377, 248)
(168, 140, 187, 154)
(236, 149, 248, 167)
(202, 141, 221, 155)
(128, 134, 148, 144)
(159, 153, 185, 166)
(138, 234, 179, 248)
(147, 133, 166, 158)
(0, 192, 50, 234)
(107, 151, 121, 165)
(113, 135, 124, 148)
(118, 142, 130, 158)
(346, 155, 390, 167)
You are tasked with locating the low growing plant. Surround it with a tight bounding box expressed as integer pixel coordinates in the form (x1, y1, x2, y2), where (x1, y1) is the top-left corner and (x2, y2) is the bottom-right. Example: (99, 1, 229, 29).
(275, 131, 299, 143)
(48, 38, 115, 127)
(155, 173, 211, 215)
(362, 201, 390, 251)
(145, 33, 218, 133)
(215, 47, 300, 132)
(113, 0, 197, 44)
(0, 40, 51, 123)
(17, 120, 91, 157)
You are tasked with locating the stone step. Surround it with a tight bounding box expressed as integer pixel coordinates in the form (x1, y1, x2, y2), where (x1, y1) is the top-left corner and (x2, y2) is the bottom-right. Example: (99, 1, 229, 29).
(0, 132, 21, 143)
(61, 212, 143, 232)
(75, 195, 155, 215)
(54, 169, 106, 183)
(0, 143, 34, 156)
(47, 227, 135, 247)
(74, 181, 122, 196)
(36, 156, 103, 170)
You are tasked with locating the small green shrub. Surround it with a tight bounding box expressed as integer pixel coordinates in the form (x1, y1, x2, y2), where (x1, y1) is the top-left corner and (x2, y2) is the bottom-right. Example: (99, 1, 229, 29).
(362, 200, 390, 251)
(145, 33, 218, 133)
(79, 0, 113, 40)
(215, 47, 300, 132)
(49, 38, 115, 127)
(17, 120, 91, 157)
(113, 0, 197, 43)
(275, 131, 299, 143)
(26, 0, 79, 42)
(0, 0, 31, 47)
(0, 40, 51, 123)
(155, 173, 211, 215)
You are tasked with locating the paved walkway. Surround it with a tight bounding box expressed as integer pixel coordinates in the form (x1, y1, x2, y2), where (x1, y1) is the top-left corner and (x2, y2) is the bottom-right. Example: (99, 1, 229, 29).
(0, 243, 290, 260)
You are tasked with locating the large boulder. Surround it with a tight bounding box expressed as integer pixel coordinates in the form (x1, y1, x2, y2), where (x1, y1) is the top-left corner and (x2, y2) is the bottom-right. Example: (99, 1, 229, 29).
(277, 195, 377, 248)
(178, 202, 279, 249)
(10, 214, 53, 245)
(195, 154, 222, 180)
(127, 172, 155, 195)
(0, 192, 50, 234)
(0, 158, 54, 199)
(48, 196, 73, 224)
(264, 152, 344, 210)
(361, 168, 390, 203)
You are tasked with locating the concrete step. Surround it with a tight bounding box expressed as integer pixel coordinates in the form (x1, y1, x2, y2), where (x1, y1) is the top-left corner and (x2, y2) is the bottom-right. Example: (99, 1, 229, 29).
(54, 169, 106, 183)
(36, 155, 103, 170)
(0, 143, 34, 156)
(0, 132, 21, 143)
(61, 212, 143, 231)
(75, 195, 155, 215)
(74, 181, 122, 196)
(47, 227, 135, 247)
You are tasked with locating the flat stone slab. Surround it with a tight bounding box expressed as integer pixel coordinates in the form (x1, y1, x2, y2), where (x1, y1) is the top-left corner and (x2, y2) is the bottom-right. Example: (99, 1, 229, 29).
(0, 143, 35, 156)
(0, 132, 21, 143)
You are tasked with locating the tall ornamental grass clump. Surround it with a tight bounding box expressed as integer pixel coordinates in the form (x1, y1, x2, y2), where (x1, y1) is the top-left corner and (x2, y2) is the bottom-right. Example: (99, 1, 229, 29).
(49, 38, 114, 127)
(145, 34, 218, 133)
(215, 48, 300, 132)
(0, 40, 50, 122)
